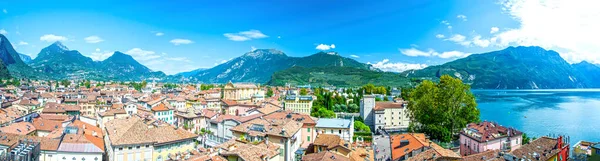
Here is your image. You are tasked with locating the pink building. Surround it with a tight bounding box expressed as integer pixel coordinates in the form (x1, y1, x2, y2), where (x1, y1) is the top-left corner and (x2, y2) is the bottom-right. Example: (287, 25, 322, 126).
(460, 121, 522, 156)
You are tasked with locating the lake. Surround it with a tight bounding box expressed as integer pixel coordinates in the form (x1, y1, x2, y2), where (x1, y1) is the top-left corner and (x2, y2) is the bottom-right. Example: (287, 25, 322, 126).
(473, 89, 600, 144)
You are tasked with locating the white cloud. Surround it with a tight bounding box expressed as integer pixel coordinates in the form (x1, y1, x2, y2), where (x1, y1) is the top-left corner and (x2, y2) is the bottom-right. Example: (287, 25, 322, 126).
(40, 34, 68, 42)
(457, 14, 468, 21)
(316, 44, 336, 50)
(472, 35, 491, 48)
(2, 9, 6, 14)
(170, 39, 194, 45)
(0, 29, 7, 35)
(223, 30, 268, 41)
(125, 48, 160, 61)
(251, 46, 257, 52)
(88, 50, 113, 61)
(400, 48, 471, 59)
(445, 34, 471, 46)
(435, 34, 445, 39)
(84, 36, 104, 43)
(494, 0, 600, 64)
(490, 27, 500, 34)
(440, 20, 450, 25)
(155, 32, 164, 36)
(447, 26, 453, 29)
(277, 36, 281, 39)
(368, 59, 428, 72)
(350, 55, 360, 58)
(18, 41, 28, 45)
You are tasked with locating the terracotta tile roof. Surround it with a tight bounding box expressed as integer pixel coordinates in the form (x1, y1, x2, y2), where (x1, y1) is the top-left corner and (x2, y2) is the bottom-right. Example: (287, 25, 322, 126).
(0, 122, 36, 135)
(374, 102, 404, 111)
(462, 121, 523, 143)
(0, 132, 61, 151)
(216, 139, 281, 161)
(99, 108, 127, 117)
(313, 134, 345, 149)
(264, 110, 316, 126)
(230, 117, 302, 138)
(104, 117, 197, 146)
(32, 118, 63, 132)
(39, 114, 70, 121)
(151, 103, 170, 111)
(391, 133, 429, 161)
(201, 109, 218, 118)
(0, 108, 25, 124)
(72, 120, 103, 138)
(302, 151, 350, 161)
(406, 143, 461, 161)
(509, 137, 562, 161)
(221, 99, 238, 106)
(462, 149, 503, 161)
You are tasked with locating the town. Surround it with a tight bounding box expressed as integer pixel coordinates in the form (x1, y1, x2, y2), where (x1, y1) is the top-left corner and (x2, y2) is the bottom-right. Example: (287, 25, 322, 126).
(0, 78, 596, 161)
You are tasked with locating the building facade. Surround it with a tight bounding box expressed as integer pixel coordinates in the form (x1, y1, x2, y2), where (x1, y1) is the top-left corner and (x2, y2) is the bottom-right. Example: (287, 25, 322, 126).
(283, 95, 314, 115)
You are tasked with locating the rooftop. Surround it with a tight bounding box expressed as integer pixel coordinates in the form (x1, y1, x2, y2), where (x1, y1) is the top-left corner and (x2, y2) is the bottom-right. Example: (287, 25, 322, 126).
(315, 118, 352, 129)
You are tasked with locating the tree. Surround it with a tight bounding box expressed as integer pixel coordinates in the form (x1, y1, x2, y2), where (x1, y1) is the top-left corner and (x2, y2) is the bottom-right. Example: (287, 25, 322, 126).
(266, 88, 274, 97)
(60, 80, 71, 87)
(84, 80, 91, 88)
(300, 88, 308, 95)
(406, 75, 479, 142)
(354, 121, 371, 132)
(311, 106, 335, 118)
(522, 133, 531, 145)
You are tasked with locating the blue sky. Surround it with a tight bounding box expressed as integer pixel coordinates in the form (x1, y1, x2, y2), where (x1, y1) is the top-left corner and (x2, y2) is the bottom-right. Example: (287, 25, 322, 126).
(1, 0, 596, 74)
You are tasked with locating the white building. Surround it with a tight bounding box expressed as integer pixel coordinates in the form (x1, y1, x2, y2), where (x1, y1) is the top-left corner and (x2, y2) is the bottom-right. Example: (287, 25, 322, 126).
(373, 101, 409, 132)
(315, 118, 354, 143)
(360, 95, 376, 131)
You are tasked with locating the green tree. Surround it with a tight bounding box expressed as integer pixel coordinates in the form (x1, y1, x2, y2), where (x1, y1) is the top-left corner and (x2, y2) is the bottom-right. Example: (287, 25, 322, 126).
(60, 80, 71, 87)
(354, 121, 371, 132)
(300, 88, 308, 95)
(266, 88, 274, 97)
(84, 80, 91, 88)
(406, 75, 479, 142)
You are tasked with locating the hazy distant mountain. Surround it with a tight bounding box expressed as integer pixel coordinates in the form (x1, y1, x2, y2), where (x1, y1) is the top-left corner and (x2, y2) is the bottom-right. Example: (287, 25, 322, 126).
(181, 49, 375, 83)
(99, 51, 166, 80)
(573, 61, 600, 87)
(403, 46, 591, 89)
(175, 68, 207, 77)
(19, 54, 32, 63)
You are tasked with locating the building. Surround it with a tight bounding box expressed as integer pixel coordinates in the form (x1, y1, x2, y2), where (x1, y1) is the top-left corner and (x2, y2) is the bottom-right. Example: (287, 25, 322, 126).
(373, 101, 409, 132)
(223, 82, 264, 102)
(283, 95, 314, 115)
(302, 151, 349, 161)
(214, 139, 281, 161)
(359, 95, 376, 131)
(389, 133, 460, 161)
(103, 117, 198, 161)
(505, 136, 569, 161)
(151, 102, 175, 125)
(264, 111, 317, 149)
(459, 121, 522, 156)
(315, 118, 354, 143)
(175, 108, 217, 134)
(230, 117, 303, 161)
(205, 114, 262, 147)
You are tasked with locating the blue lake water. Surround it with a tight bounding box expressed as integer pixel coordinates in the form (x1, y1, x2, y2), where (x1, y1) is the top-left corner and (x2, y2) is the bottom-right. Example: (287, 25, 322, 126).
(473, 89, 600, 144)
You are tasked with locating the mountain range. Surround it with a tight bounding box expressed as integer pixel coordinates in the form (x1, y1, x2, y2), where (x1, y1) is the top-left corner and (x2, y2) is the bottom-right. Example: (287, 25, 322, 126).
(3, 33, 600, 89)
(170, 49, 375, 83)
(402, 46, 600, 89)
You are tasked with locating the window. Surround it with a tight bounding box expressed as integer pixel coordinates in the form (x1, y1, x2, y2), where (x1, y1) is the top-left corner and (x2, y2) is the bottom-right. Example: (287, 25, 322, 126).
(146, 145, 150, 148)
(307, 128, 310, 132)
(137, 146, 140, 149)
(119, 147, 123, 151)
(307, 136, 310, 141)
(331, 130, 334, 133)
(128, 146, 132, 150)
(339, 130, 342, 134)
(49, 155, 53, 157)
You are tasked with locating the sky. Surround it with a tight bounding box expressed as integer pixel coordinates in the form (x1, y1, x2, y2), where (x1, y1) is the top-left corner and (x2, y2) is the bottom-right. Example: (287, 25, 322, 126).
(0, 0, 598, 75)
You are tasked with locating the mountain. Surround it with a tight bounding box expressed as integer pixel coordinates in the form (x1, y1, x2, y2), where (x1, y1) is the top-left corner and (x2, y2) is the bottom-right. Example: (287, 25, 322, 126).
(19, 54, 32, 63)
(29, 42, 99, 79)
(28, 42, 164, 81)
(175, 68, 207, 77)
(181, 49, 374, 83)
(0, 34, 41, 79)
(403, 46, 590, 89)
(573, 61, 600, 87)
(267, 66, 410, 87)
(99, 51, 166, 80)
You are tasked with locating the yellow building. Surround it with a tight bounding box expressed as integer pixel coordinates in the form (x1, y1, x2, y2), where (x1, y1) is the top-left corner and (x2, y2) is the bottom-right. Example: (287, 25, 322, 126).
(283, 95, 314, 115)
(223, 82, 264, 102)
(104, 117, 197, 161)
